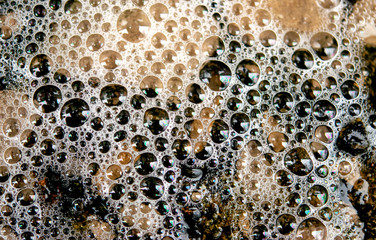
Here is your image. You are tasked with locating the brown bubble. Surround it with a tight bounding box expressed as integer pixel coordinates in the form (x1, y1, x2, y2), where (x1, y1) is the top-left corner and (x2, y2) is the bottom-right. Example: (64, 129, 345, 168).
(117, 9, 151, 43)
(99, 50, 123, 69)
(150, 3, 169, 21)
(86, 34, 105, 51)
(106, 164, 123, 180)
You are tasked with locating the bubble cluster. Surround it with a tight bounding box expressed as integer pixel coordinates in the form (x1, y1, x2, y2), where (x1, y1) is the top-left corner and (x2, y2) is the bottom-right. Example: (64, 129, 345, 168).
(0, 0, 375, 239)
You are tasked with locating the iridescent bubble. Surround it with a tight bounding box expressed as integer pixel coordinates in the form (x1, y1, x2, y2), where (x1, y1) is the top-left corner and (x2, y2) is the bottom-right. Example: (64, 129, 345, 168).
(307, 185, 328, 207)
(284, 147, 313, 176)
(296, 218, 327, 240)
(276, 214, 296, 235)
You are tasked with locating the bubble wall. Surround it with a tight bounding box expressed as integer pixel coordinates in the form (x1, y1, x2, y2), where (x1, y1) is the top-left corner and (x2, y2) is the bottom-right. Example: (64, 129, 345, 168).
(1, 0, 376, 239)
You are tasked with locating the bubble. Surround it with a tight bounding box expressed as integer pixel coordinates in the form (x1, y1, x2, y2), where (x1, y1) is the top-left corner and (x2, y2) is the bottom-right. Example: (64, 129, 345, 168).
(30, 54, 53, 77)
(284, 31, 300, 47)
(316, 165, 329, 178)
(109, 184, 126, 200)
(310, 32, 338, 60)
(186, 83, 205, 104)
(194, 142, 213, 160)
(202, 36, 225, 57)
(312, 100, 336, 121)
(292, 49, 314, 69)
(150, 3, 169, 21)
(0, 166, 10, 182)
(184, 120, 203, 139)
(286, 192, 302, 207)
(284, 147, 313, 176)
(267, 132, 288, 152)
(49, 0, 61, 10)
(255, 9, 271, 27)
(310, 142, 329, 161)
(33, 85, 62, 113)
(319, 207, 333, 221)
(275, 170, 294, 186)
(314, 125, 333, 143)
(100, 84, 127, 107)
(60, 99, 90, 127)
(79, 56, 93, 72)
(86, 34, 105, 51)
(54, 69, 71, 84)
(3, 118, 21, 137)
(140, 177, 164, 200)
(20, 129, 38, 148)
(260, 30, 277, 47)
(230, 113, 250, 134)
(99, 50, 123, 69)
(166, 96, 181, 111)
(235, 60, 261, 86)
(296, 218, 327, 240)
(209, 119, 229, 143)
(307, 185, 328, 207)
(117, 9, 151, 43)
(340, 80, 359, 100)
(251, 224, 269, 239)
(134, 153, 157, 175)
(17, 189, 36, 206)
(199, 61, 231, 91)
(131, 94, 146, 109)
(64, 0, 82, 14)
(40, 139, 57, 155)
(143, 108, 169, 135)
(273, 92, 293, 113)
(131, 135, 149, 152)
(140, 76, 163, 98)
(34, 5, 47, 17)
(172, 139, 191, 160)
(276, 214, 296, 235)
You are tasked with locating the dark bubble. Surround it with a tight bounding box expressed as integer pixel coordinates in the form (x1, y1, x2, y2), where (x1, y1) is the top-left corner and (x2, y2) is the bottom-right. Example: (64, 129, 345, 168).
(295, 101, 311, 118)
(98, 140, 111, 153)
(130, 94, 146, 109)
(246, 89, 261, 105)
(100, 84, 127, 107)
(140, 76, 163, 98)
(235, 59, 261, 86)
(40, 139, 57, 156)
(140, 177, 164, 200)
(33, 85, 62, 113)
(312, 100, 336, 121)
(251, 224, 269, 240)
(194, 141, 213, 160)
(186, 83, 205, 103)
(286, 192, 302, 208)
(17, 189, 36, 206)
(60, 99, 90, 127)
(310, 32, 338, 60)
(230, 113, 250, 134)
(134, 153, 157, 175)
(209, 119, 229, 143)
(0, 166, 10, 182)
(54, 69, 71, 84)
(301, 79, 321, 100)
(25, 43, 39, 54)
(49, 0, 62, 10)
(30, 54, 53, 77)
(292, 49, 314, 69)
(275, 170, 294, 186)
(33, 5, 47, 17)
(166, 96, 181, 111)
(340, 80, 359, 100)
(155, 137, 168, 152)
(114, 130, 127, 142)
(90, 117, 104, 131)
(20, 130, 38, 148)
(144, 107, 169, 135)
(227, 97, 243, 111)
(307, 185, 328, 207)
(273, 92, 293, 113)
(199, 61, 231, 91)
(116, 110, 130, 125)
(131, 135, 149, 151)
(109, 184, 126, 200)
(284, 147, 313, 176)
(276, 214, 296, 235)
(172, 139, 192, 160)
(64, 0, 82, 14)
